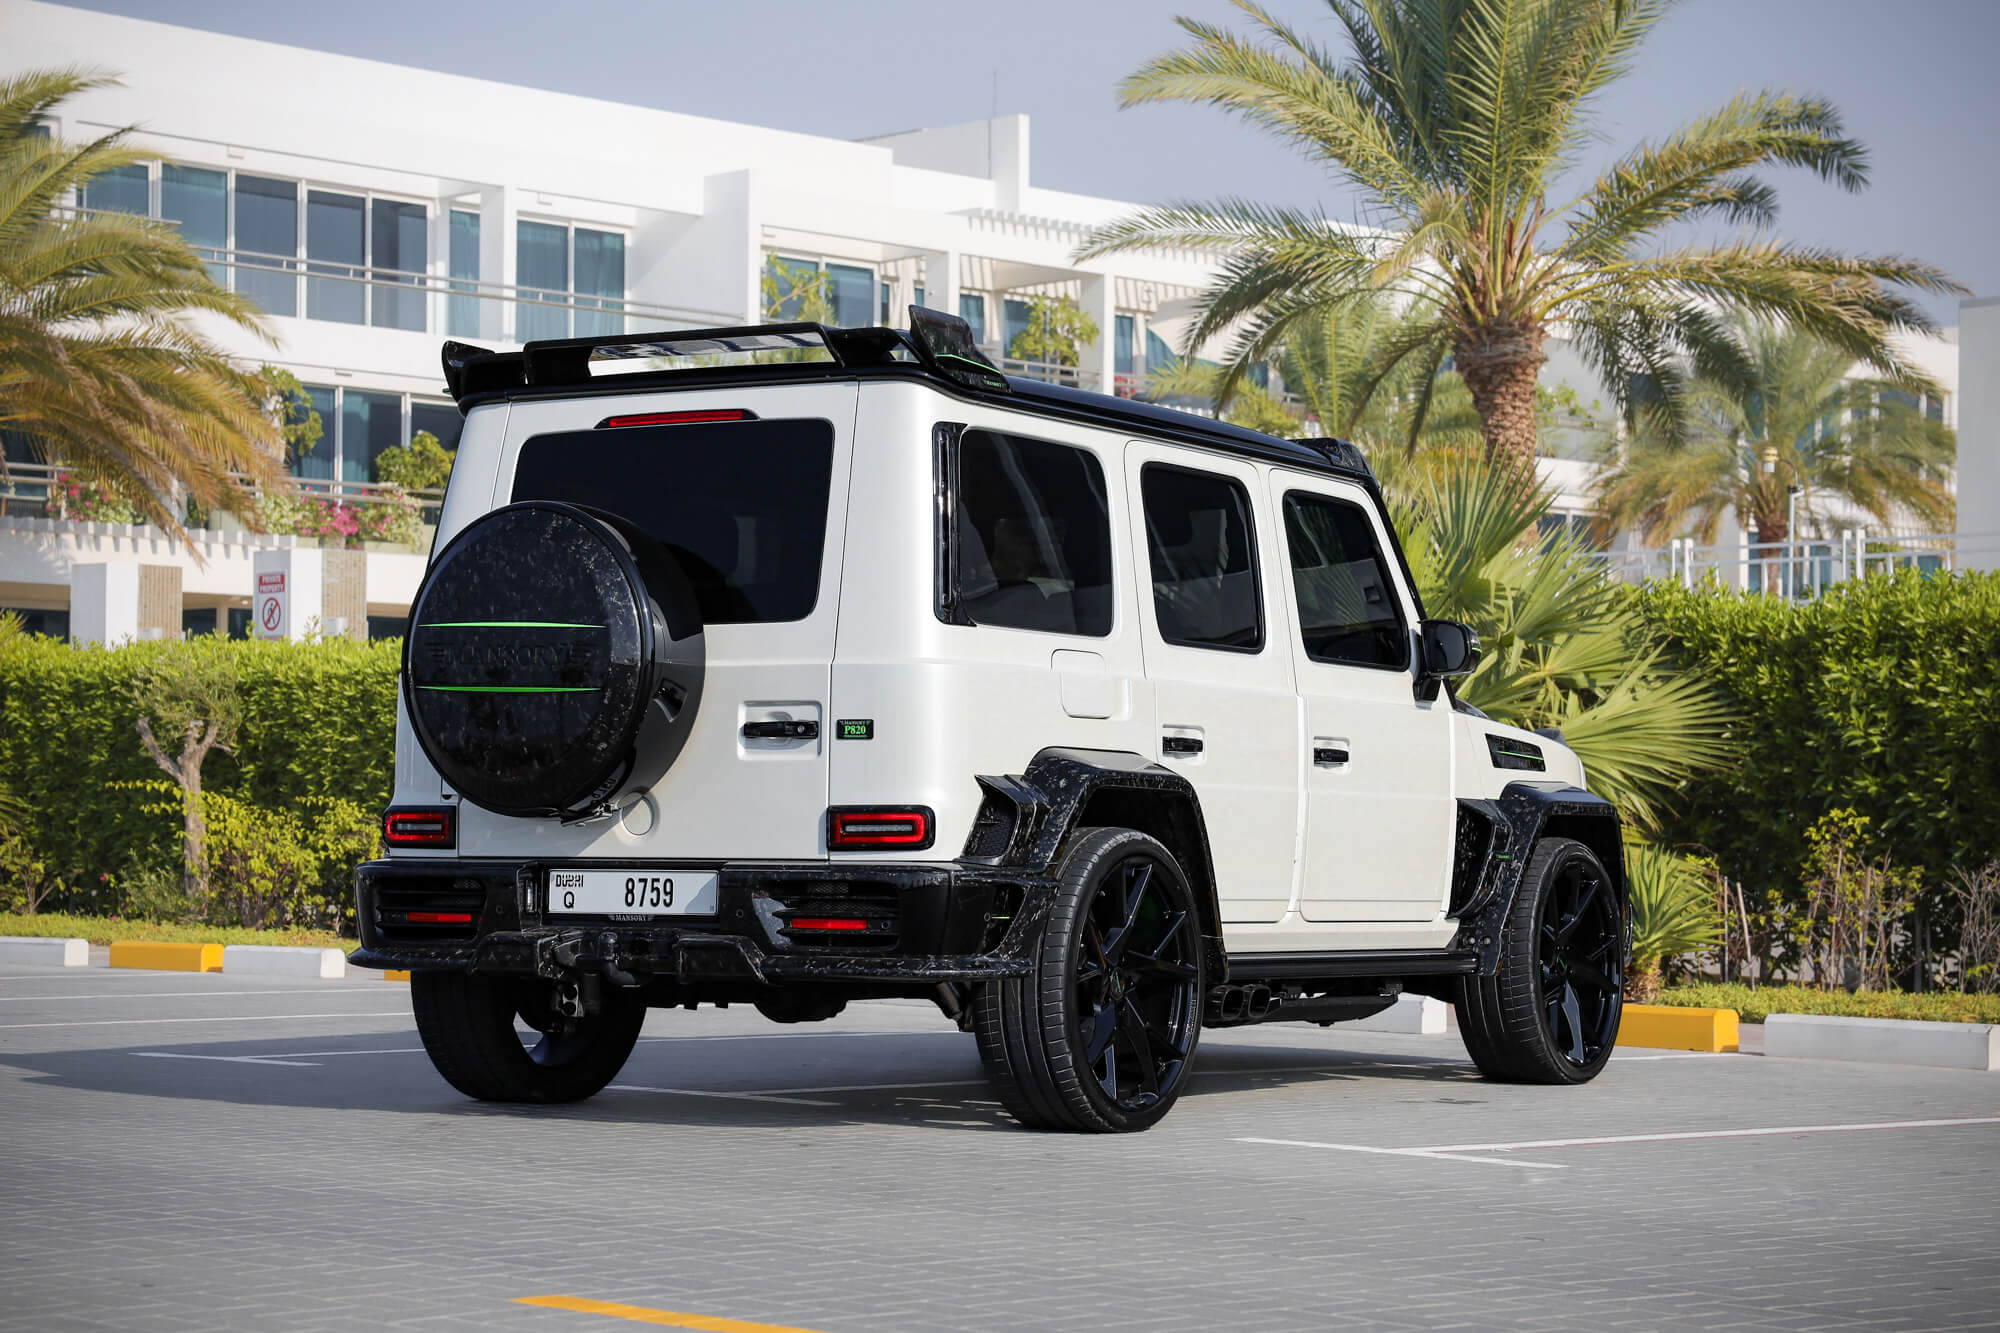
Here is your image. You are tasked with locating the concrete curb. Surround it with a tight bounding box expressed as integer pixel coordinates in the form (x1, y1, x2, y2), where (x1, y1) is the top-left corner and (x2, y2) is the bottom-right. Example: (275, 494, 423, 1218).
(0, 936, 89, 967)
(1764, 1013, 1999, 1071)
(220, 945, 347, 979)
(1348, 994, 1448, 1035)
(108, 940, 222, 972)
(1618, 1004, 1740, 1052)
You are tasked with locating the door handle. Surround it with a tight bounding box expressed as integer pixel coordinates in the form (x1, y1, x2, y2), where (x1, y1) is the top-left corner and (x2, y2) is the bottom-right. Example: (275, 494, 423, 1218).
(743, 719, 818, 740)
(1314, 746, 1350, 766)
(1162, 736, 1203, 756)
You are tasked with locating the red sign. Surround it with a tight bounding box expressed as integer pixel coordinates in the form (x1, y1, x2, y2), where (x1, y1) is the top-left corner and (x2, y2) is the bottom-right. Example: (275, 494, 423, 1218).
(257, 572, 285, 594)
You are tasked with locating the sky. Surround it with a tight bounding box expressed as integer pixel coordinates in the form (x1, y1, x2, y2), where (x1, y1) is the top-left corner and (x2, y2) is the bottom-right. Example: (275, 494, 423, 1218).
(50, 0, 2000, 325)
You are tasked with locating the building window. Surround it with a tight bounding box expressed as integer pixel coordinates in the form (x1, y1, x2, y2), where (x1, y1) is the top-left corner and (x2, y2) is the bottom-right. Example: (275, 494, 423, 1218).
(958, 293, 986, 345)
(519, 220, 624, 341)
(371, 200, 427, 331)
(161, 165, 226, 284)
(289, 387, 461, 485)
(825, 262, 873, 327)
(340, 390, 403, 485)
(290, 384, 337, 480)
(1002, 298, 1031, 359)
(234, 174, 299, 317)
(1115, 314, 1136, 377)
(448, 210, 481, 337)
(913, 284, 927, 310)
(306, 189, 366, 324)
(81, 163, 148, 216)
(409, 400, 464, 453)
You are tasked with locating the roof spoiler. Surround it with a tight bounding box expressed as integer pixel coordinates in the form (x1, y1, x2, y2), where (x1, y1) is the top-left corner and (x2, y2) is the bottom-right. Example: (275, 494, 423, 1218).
(440, 311, 1008, 408)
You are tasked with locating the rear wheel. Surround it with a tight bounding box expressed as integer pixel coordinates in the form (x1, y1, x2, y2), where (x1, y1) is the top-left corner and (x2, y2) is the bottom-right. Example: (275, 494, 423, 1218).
(1457, 837, 1625, 1084)
(412, 971, 646, 1103)
(974, 828, 1205, 1132)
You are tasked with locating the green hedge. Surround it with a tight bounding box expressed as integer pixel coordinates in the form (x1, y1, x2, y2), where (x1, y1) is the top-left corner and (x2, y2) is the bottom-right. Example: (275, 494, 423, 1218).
(0, 636, 397, 913)
(1656, 982, 2000, 1025)
(0, 911, 356, 951)
(1637, 571, 2000, 905)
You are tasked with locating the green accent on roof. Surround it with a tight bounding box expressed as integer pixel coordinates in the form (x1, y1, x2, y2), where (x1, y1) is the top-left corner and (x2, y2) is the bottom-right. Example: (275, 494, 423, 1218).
(420, 621, 605, 629)
(416, 685, 601, 694)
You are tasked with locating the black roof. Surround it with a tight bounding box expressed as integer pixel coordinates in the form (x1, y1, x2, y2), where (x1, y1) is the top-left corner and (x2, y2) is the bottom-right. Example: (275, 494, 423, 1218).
(440, 319, 1376, 485)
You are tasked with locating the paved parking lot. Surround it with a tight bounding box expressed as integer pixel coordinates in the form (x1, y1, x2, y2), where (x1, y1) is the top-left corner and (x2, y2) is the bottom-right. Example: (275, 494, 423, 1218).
(0, 963, 1995, 1332)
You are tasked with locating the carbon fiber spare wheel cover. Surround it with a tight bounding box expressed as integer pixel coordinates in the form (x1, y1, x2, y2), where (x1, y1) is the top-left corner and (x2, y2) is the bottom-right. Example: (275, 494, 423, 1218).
(403, 501, 704, 817)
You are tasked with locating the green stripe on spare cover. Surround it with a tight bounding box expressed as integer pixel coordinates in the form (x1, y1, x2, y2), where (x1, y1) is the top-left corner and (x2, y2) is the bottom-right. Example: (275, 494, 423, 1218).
(419, 621, 605, 628)
(416, 685, 602, 693)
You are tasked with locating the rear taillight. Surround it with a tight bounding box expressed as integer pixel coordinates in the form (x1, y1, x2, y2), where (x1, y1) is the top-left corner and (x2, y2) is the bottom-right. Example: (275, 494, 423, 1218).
(826, 807, 934, 851)
(789, 917, 870, 932)
(596, 409, 757, 428)
(384, 808, 456, 849)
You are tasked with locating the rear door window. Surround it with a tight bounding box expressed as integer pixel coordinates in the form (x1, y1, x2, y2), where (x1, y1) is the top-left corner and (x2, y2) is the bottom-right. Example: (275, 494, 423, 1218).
(951, 429, 1113, 637)
(511, 418, 834, 623)
(1141, 463, 1263, 652)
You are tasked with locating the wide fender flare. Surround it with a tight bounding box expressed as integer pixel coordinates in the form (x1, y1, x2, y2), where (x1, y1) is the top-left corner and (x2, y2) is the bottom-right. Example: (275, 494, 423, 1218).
(1453, 782, 1628, 976)
(967, 747, 1228, 985)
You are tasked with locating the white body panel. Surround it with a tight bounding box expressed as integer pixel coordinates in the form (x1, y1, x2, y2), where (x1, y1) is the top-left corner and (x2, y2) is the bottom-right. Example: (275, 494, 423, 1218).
(400, 375, 1592, 960)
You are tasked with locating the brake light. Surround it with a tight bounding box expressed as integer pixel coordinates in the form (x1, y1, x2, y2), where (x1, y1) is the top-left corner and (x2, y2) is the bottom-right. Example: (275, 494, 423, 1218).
(596, 409, 756, 428)
(826, 807, 934, 851)
(407, 911, 474, 925)
(384, 808, 456, 849)
(790, 917, 870, 931)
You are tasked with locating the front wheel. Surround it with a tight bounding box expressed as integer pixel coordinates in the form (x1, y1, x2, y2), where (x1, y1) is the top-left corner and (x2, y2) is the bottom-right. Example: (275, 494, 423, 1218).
(1457, 836, 1626, 1084)
(412, 971, 646, 1103)
(974, 828, 1206, 1132)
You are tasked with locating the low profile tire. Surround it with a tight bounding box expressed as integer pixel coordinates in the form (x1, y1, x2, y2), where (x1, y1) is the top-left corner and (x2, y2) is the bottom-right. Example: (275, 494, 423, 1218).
(412, 971, 646, 1104)
(1457, 836, 1626, 1084)
(974, 828, 1205, 1133)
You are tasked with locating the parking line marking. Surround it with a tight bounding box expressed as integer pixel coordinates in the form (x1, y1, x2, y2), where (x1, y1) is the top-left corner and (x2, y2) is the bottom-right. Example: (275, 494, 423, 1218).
(514, 1294, 827, 1332)
(1235, 1136, 1568, 1170)
(0, 987, 363, 1002)
(609, 1083, 839, 1108)
(132, 1051, 323, 1067)
(1411, 1116, 2000, 1155)
(0, 1012, 408, 1030)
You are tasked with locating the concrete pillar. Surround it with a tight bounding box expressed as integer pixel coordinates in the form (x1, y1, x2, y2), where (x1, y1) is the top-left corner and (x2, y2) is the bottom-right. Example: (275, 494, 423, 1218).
(1958, 297, 2000, 570)
(70, 562, 138, 646)
(478, 185, 516, 343)
(137, 565, 182, 640)
(1077, 272, 1117, 394)
(252, 547, 367, 642)
(919, 249, 959, 320)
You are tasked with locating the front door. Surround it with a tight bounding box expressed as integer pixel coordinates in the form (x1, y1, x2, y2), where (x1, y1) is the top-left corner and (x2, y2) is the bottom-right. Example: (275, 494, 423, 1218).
(1127, 443, 1298, 924)
(1269, 471, 1454, 922)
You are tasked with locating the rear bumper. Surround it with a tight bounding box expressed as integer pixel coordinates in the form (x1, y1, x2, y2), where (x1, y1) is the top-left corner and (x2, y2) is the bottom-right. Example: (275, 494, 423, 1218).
(351, 857, 1034, 986)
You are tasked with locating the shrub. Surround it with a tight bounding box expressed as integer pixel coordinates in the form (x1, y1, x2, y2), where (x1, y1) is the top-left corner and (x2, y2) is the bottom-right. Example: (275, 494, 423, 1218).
(373, 431, 455, 492)
(1637, 570, 2000, 961)
(1655, 982, 2000, 1026)
(1625, 843, 1722, 1001)
(0, 636, 398, 918)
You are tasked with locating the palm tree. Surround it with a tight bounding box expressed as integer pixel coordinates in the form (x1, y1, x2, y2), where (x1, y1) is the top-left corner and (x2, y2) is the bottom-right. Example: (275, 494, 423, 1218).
(1597, 318, 1954, 547)
(1395, 460, 1733, 830)
(0, 69, 282, 539)
(1077, 0, 1962, 476)
(1144, 290, 1485, 486)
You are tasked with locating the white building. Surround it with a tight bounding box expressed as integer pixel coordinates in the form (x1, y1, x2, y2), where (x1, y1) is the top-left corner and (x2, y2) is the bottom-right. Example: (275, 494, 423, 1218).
(1958, 297, 2000, 569)
(0, 1, 1958, 635)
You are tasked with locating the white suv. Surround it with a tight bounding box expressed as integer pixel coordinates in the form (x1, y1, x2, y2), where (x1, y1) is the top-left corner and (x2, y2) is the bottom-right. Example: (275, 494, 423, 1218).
(355, 310, 1628, 1133)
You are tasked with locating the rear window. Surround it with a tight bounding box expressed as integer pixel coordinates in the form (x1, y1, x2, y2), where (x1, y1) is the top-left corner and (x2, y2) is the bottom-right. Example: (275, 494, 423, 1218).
(511, 418, 834, 624)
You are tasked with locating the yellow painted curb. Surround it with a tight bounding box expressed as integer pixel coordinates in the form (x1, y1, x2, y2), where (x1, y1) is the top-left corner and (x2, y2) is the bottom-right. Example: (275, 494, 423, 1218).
(384, 969, 411, 982)
(108, 940, 223, 973)
(1618, 1003, 1739, 1052)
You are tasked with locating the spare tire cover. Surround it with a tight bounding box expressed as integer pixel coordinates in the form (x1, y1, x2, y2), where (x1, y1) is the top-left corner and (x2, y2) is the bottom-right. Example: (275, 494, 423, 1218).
(403, 501, 704, 818)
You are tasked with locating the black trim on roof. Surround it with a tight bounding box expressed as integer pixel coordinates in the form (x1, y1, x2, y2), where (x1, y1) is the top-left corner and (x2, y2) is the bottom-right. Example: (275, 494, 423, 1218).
(438, 321, 1377, 487)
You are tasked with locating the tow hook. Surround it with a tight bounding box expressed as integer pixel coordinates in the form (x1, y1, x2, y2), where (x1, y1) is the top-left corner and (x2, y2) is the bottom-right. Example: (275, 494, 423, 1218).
(596, 931, 640, 988)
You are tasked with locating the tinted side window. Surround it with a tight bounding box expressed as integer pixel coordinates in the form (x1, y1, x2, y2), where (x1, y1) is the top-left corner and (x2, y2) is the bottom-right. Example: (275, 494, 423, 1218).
(1282, 491, 1409, 669)
(953, 429, 1113, 637)
(512, 419, 834, 624)
(1141, 463, 1263, 652)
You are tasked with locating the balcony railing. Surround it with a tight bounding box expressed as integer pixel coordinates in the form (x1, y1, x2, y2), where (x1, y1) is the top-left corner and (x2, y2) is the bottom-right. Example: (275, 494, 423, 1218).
(1590, 529, 2000, 598)
(185, 246, 738, 345)
(0, 459, 443, 529)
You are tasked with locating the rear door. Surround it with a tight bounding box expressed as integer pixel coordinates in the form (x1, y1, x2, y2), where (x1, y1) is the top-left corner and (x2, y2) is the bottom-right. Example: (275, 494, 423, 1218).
(1124, 442, 1298, 924)
(1269, 471, 1455, 921)
(460, 382, 858, 861)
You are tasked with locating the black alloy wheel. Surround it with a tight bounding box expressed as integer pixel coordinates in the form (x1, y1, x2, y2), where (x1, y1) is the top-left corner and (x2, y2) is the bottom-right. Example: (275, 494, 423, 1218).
(412, 971, 646, 1103)
(1457, 836, 1626, 1084)
(1536, 850, 1624, 1068)
(975, 827, 1205, 1132)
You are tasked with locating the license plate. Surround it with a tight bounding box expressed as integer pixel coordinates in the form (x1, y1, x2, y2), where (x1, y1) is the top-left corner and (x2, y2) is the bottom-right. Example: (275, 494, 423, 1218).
(546, 869, 719, 918)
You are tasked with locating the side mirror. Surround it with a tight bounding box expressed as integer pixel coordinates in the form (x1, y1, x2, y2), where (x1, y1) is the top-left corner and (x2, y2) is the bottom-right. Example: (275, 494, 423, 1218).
(1419, 619, 1481, 683)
